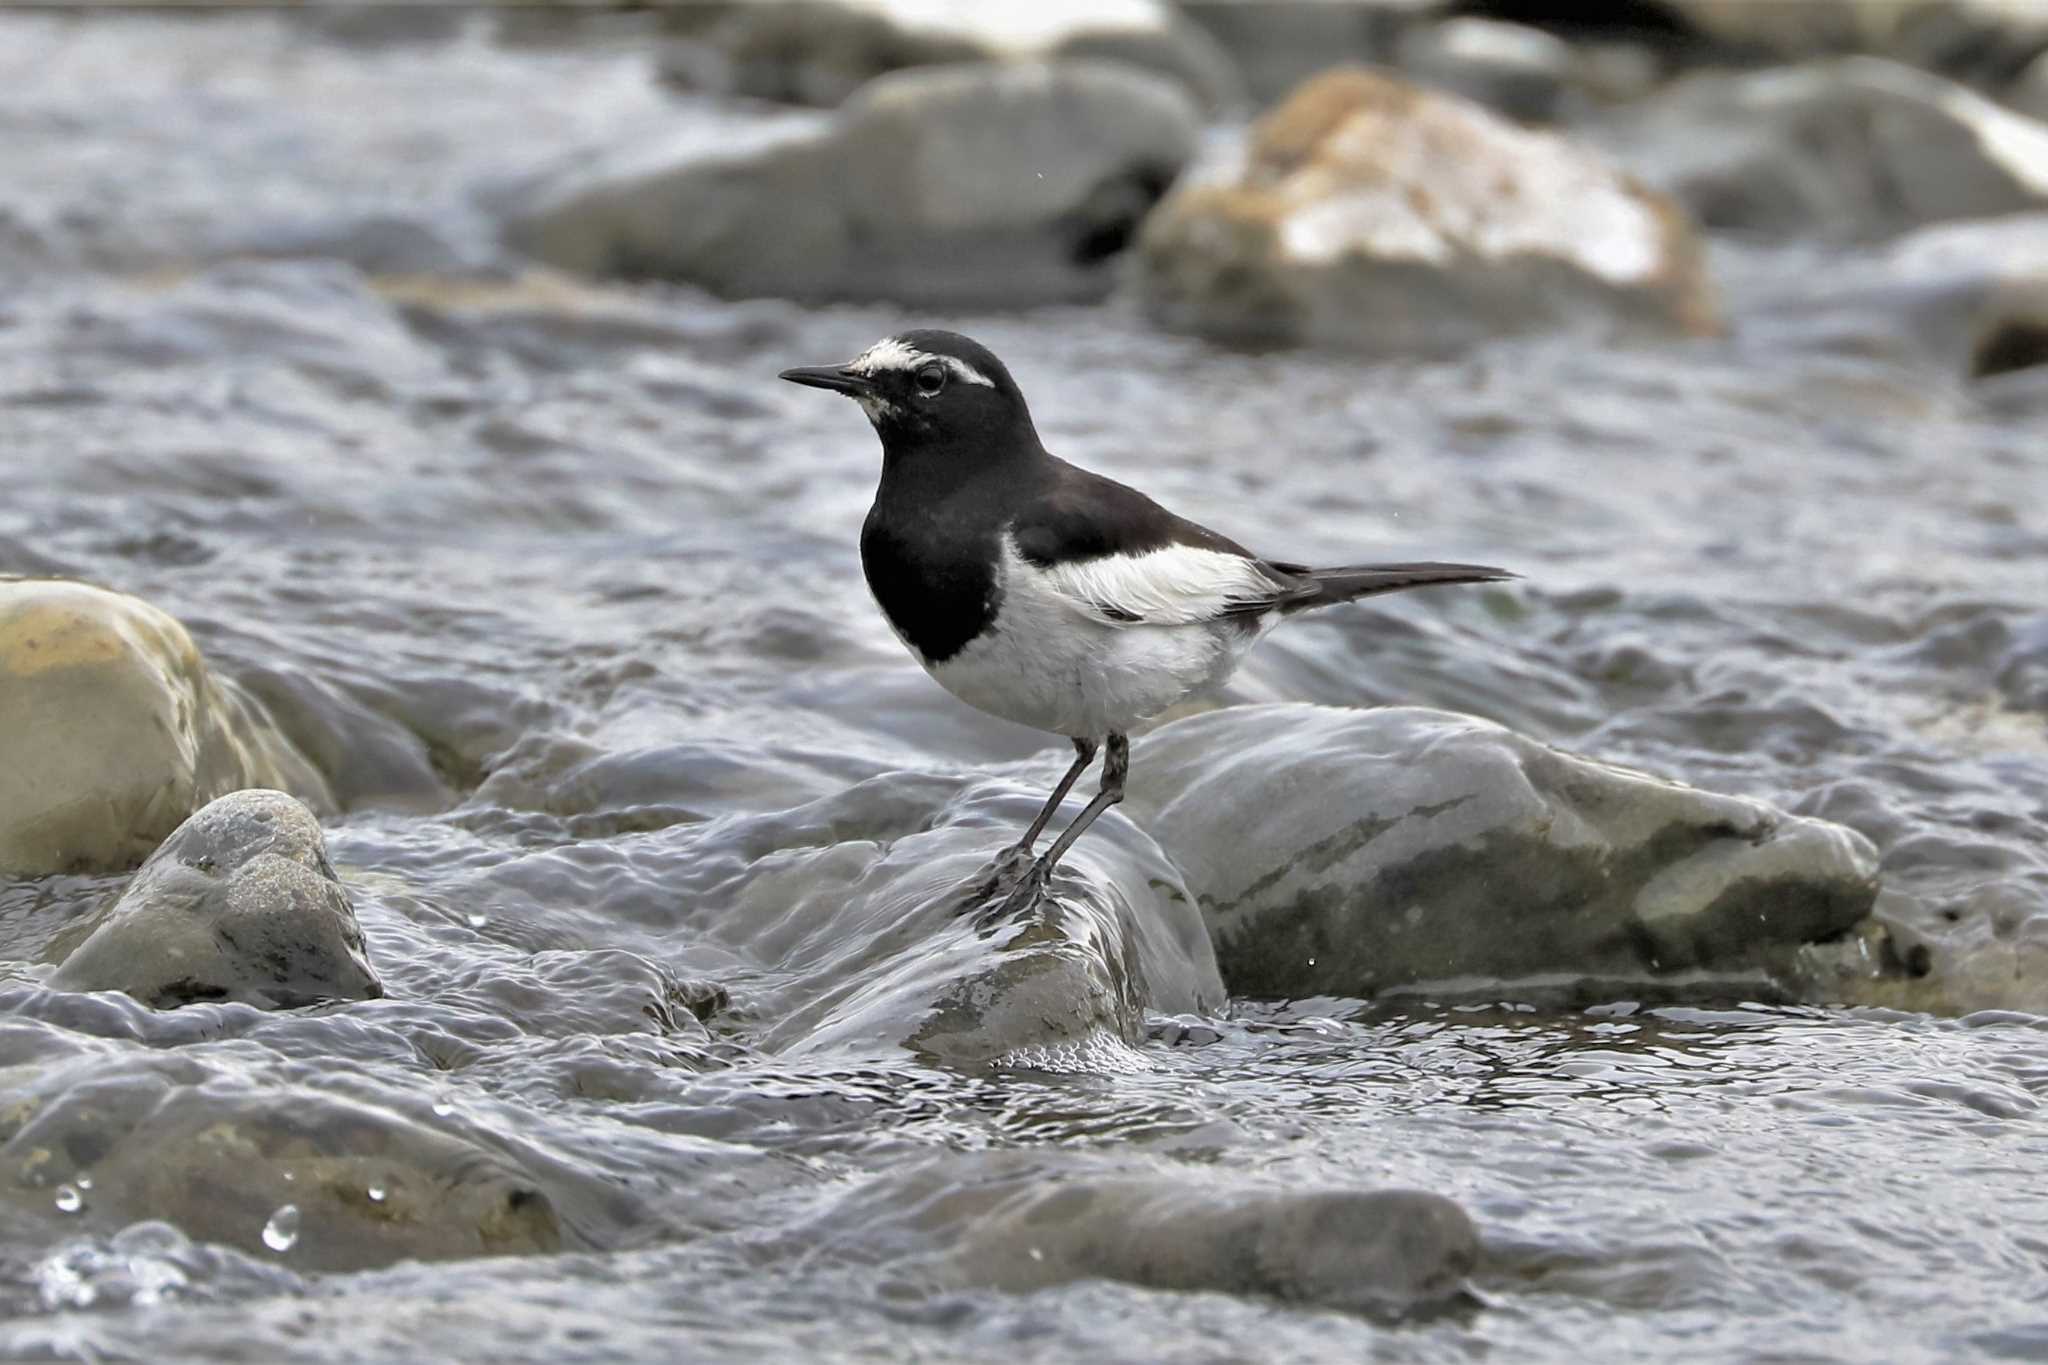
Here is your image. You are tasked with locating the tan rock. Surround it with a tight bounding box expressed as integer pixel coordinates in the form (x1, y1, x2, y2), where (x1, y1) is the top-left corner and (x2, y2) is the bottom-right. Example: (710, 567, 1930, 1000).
(1133, 66, 1717, 353)
(0, 579, 329, 875)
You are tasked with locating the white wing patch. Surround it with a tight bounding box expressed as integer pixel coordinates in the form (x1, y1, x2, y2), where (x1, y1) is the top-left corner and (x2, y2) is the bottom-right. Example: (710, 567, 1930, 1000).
(848, 336, 995, 388)
(1027, 538, 1294, 627)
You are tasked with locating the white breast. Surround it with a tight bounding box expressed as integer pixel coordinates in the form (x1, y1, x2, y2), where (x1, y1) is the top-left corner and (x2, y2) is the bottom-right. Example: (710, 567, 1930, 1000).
(918, 537, 1272, 738)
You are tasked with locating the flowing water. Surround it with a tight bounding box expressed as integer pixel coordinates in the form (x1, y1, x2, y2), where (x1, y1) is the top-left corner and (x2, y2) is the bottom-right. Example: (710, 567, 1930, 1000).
(1, 13, 2046, 1362)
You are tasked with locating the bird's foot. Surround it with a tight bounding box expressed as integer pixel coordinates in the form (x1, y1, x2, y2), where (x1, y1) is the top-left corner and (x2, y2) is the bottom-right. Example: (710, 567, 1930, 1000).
(970, 842, 1036, 899)
(989, 857, 1050, 919)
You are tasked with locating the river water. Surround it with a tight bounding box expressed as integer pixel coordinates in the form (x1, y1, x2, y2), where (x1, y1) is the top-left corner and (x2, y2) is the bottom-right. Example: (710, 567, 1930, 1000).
(1, 13, 2046, 1362)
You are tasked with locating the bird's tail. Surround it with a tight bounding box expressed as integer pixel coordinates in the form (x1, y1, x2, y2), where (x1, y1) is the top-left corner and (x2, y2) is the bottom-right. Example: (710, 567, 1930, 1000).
(1275, 561, 1516, 614)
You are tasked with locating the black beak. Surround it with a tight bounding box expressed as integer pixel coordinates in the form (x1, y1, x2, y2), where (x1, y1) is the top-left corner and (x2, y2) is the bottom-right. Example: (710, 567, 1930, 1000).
(779, 365, 872, 396)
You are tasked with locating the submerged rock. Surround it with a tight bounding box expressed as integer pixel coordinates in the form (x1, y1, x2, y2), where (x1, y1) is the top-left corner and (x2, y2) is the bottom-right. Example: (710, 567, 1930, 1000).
(509, 60, 1198, 306)
(1605, 58, 2048, 239)
(808, 1151, 1478, 1316)
(51, 790, 381, 1010)
(1132, 66, 1716, 353)
(1121, 704, 1881, 1003)
(0, 580, 330, 876)
(0, 1052, 567, 1273)
(660, 0, 1242, 112)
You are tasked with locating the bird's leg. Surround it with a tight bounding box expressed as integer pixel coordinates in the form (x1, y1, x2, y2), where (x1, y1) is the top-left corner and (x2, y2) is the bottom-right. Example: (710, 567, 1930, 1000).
(999, 733, 1128, 912)
(1008, 737, 1099, 858)
(982, 737, 1098, 892)
(1034, 732, 1128, 875)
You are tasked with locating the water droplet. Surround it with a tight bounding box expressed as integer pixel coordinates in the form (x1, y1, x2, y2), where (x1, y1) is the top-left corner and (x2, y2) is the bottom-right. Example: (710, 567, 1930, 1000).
(75, 1176, 92, 1190)
(432, 1098, 454, 1117)
(262, 1204, 301, 1253)
(1028, 1246, 1044, 1262)
(367, 1184, 387, 1204)
(1306, 956, 1317, 967)
(53, 1184, 83, 1214)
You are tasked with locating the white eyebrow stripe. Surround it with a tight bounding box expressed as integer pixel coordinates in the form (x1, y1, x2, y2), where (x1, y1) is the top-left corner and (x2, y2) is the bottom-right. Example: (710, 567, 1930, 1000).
(847, 337, 996, 388)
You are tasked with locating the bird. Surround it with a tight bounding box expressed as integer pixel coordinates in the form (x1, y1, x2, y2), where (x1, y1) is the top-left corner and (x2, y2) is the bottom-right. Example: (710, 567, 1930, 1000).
(781, 330, 1512, 909)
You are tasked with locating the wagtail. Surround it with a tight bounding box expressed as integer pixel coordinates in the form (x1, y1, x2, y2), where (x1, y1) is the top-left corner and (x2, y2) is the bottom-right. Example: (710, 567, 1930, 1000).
(782, 331, 1512, 904)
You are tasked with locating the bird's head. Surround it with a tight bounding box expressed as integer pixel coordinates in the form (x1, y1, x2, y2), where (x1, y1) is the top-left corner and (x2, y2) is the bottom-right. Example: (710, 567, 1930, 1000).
(780, 329, 1036, 454)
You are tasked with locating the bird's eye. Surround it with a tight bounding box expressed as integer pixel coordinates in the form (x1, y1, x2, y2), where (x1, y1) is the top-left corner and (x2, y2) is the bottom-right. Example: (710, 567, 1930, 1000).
(915, 363, 946, 397)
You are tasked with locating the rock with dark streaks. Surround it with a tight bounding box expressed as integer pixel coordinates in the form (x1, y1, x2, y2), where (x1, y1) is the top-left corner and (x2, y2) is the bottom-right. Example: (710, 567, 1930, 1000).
(1122, 704, 1881, 1003)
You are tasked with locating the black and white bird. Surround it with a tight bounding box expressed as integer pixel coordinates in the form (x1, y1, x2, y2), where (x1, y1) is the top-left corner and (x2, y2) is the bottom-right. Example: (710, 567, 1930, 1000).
(781, 330, 1511, 904)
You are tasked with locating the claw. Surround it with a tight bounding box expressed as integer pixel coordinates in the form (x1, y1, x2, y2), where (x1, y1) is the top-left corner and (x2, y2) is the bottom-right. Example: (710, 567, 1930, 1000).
(990, 858, 1049, 919)
(969, 842, 1034, 900)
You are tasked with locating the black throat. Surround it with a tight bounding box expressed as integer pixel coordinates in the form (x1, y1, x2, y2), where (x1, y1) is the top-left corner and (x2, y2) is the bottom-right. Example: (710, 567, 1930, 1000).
(859, 427, 1047, 665)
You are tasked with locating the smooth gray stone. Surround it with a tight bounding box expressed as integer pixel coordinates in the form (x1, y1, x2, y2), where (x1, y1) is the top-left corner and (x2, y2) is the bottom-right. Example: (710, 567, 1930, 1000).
(658, 0, 1242, 112)
(807, 1151, 1479, 1315)
(508, 60, 1199, 306)
(1598, 57, 2048, 240)
(52, 790, 381, 1010)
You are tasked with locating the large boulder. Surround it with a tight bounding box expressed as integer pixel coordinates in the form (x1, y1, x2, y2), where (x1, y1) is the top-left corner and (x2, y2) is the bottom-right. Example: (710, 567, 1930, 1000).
(1131, 67, 1717, 353)
(50, 790, 382, 1010)
(1120, 704, 1882, 1003)
(806, 1151, 1478, 1316)
(0, 580, 330, 876)
(659, 0, 1242, 112)
(508, 61, 1199, 306)
(1602, 57, 2048, 239)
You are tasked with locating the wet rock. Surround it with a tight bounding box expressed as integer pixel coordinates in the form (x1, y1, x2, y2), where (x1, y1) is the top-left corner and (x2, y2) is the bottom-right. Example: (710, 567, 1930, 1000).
(1131, 66, 1716, 354)
(1605, 58, 2048, 239)
(2014, 49, 2048, 121)
(509, 60, 1198, 306)
(468, 770, 1223, 1068)
(0, 580, 331, 876)
(1121, 704, 1881, 1003)
(811, 1152, 1479, 1315)
(659, 0, 1242, 113)
(1177, 1, 1442, 103)
(1396, 17, 1583, 123)
(1888, 213, 2048, 377)
(1753, 213, 2048, 376)
(714, 774, 1220, 1067)
(0, 1053, 565, 1273)
(1658, 0, 2048, 81)
(51, 790, 381, 1010)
